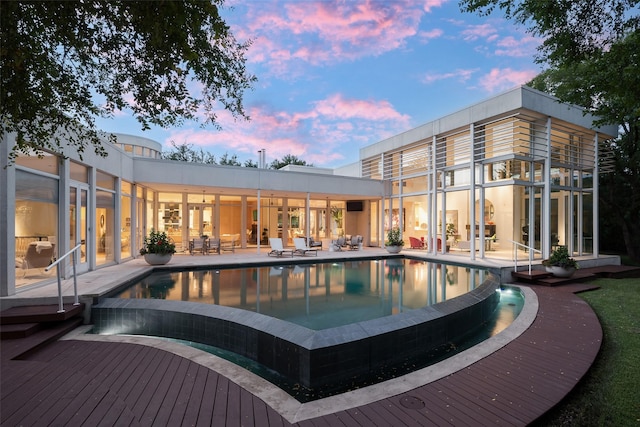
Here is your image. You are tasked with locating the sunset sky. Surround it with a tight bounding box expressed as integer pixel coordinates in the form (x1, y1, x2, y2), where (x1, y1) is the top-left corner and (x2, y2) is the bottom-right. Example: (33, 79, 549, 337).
(97, 0, 542, 168)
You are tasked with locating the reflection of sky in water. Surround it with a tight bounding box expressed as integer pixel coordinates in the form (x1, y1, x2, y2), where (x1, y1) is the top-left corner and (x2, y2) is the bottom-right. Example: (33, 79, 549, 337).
(113, 259, 492, 330)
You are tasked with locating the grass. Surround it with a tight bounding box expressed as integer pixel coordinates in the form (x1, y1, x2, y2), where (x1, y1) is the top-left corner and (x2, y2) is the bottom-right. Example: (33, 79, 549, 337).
(532, 277, 640, 426)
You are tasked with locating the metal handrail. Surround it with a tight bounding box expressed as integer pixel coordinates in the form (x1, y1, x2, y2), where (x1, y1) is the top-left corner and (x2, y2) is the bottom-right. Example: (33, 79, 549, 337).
(507, 239, 542, 275)
(45, 243, 82, 313)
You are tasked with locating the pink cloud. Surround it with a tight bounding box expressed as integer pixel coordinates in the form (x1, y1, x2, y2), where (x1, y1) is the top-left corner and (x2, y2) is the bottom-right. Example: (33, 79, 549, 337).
(423, 0, 449, 13)
(495, 35, 541, 57)
(422, 68, 477, 84)
(242, 1, 427, 75)
(164, 94, 410, 166)
(478, 68, 537, 92)
(418, 28, 444, 43)
(461, 23, 498, 41)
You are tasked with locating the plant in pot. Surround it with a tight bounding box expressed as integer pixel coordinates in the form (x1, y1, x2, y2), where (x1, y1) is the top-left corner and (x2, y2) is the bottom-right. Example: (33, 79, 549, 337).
(542, 245, 578, 278)
(140, 229, 176, 265)
(385, 228, 404, 253)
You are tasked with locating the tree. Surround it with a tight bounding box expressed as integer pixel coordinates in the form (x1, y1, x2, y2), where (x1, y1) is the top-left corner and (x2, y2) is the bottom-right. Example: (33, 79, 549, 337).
(243, 159, 258, 168)
(1, 1, 256, 164)
(270, 154, 313, 170)
(460, 0, 640, 261)
(163, 141, 217, 164)
(218, 152, 241, 166)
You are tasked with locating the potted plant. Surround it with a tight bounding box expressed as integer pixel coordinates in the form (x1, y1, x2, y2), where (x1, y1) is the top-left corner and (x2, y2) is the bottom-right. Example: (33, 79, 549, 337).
(140, 229, 176, 265)
(385, 228, 404, 253)
(542, 245, 578, 278)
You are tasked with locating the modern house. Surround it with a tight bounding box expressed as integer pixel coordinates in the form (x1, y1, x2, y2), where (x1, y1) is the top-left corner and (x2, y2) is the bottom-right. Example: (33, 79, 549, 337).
(1, 86, 618, 296)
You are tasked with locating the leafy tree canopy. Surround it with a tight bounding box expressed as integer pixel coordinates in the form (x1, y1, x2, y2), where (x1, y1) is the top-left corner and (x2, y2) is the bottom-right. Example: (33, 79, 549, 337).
(1, 0, 256, 164)
(270, 154, 313, 170)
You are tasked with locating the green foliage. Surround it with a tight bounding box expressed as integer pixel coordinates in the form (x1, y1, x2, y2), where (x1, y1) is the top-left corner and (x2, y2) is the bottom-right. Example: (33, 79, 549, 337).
(533, 278, 640, 426)
(139, 229, 176, 255)
(1, 1, 256, 164)
(219, 152, 241, 166)
(163, 141, 217, 164)
(270, 154, 313, 169)
(385, 228, 404, 247)
(542, 245, 579, 269)
(460, 0, 640, 262)
(162, 142, 253, 167)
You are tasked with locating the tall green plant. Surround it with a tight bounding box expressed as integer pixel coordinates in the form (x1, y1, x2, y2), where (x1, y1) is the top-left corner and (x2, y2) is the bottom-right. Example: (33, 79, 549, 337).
(385, 228, 404, 246)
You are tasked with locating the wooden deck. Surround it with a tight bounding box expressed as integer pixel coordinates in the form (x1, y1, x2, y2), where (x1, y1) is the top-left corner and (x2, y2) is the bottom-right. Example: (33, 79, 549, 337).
(1, 284, 602, 426)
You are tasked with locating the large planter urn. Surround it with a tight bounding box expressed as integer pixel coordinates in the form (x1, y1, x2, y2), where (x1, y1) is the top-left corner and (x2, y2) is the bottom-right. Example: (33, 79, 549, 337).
(545, 265, 576, 278)
(385, 245, 403, 254)
(144, 253, 173, 265)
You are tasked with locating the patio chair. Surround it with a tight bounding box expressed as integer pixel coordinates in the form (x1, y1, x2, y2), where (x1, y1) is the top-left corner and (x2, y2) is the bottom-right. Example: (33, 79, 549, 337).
(189, 237, 207, 255)
(208, 238, 221, 255)
(348, 235, 363, 250)
(307, 237, 322, 250)
(221, 238, 236, 253)
(331, 236, 346, 251)
(268, 238, 293, 257)
(18, 241, 56, 277)
(409, 237, 424, 249)
(293, 237, 318, 256)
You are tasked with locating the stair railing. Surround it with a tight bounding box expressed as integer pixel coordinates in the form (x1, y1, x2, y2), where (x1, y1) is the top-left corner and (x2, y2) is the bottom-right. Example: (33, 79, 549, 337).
(508, 240, 542, 275)
(45, 243, 82, 313)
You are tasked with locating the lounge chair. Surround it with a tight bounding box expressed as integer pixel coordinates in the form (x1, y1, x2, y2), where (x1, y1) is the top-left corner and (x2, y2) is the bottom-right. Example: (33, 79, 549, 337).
(221, 238, 236, 253)
(18, 241, 55, 277)
(293, 237, 318, 256)
(268, 238, 293, 257)
(307, 237, 322, 250)
(409, 236, 424, 249)
(348, 235, 363, 250)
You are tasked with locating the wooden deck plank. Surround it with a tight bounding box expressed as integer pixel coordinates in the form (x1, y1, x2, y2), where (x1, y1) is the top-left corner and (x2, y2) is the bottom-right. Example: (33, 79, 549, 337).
(131, 348, 179, 423)
(141, 356, 189, 425)
(181, 364, 210, 426)
(437, 371, 538, 425)
(212, 374, 231, 426)
(1, 284, 603, 427)
(166, 359, 201, 426)
(196, 369, 219, 426)
(428, 377, 524, 426)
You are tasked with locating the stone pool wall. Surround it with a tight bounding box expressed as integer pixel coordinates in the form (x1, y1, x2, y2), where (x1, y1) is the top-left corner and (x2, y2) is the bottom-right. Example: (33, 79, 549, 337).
(91, 274, 500, 390)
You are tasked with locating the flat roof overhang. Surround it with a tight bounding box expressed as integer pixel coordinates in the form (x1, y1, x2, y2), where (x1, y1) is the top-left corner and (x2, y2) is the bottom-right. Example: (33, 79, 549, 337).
(133, 157, 384, 201)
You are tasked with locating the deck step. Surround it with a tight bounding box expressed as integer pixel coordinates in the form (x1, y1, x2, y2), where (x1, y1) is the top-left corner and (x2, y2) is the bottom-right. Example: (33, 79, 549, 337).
(511, 269, 552, 283)
(0, 322, 41, 340)
(0, 303, 84, 325)
(1, 317, 84, 361)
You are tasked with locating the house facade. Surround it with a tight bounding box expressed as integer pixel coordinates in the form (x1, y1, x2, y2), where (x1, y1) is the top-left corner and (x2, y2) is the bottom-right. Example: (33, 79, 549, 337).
(1, 86, 618, 296)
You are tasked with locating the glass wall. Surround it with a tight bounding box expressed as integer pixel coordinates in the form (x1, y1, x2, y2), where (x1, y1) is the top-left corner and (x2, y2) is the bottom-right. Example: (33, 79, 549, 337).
(158, 192, 183, 251)
(120, 181, 132, 259)
(220, 195, 241, 246)
(15, 169, 59, 284)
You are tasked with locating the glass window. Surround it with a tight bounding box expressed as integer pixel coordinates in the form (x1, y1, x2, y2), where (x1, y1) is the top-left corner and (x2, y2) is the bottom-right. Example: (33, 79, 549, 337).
(16, 170, 58, 201)
(70, 161, 88, 183)
(16, 151, 59, 175)
(96, 171, 115, 190)
(96, 190, 115, 265)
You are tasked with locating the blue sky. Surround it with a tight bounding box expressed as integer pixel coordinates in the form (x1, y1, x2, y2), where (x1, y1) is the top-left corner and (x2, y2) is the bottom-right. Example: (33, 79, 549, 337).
(96, 0, 542, 168)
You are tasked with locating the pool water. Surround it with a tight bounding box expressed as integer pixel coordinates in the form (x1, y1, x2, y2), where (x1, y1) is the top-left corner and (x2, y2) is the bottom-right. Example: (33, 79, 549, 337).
(112, 258, 491, 330)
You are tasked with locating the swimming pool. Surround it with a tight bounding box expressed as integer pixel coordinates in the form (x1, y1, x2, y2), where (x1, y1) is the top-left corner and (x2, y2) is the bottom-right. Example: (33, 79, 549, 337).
(107, 258, 491, 330)
(92, 257, 503, 395)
